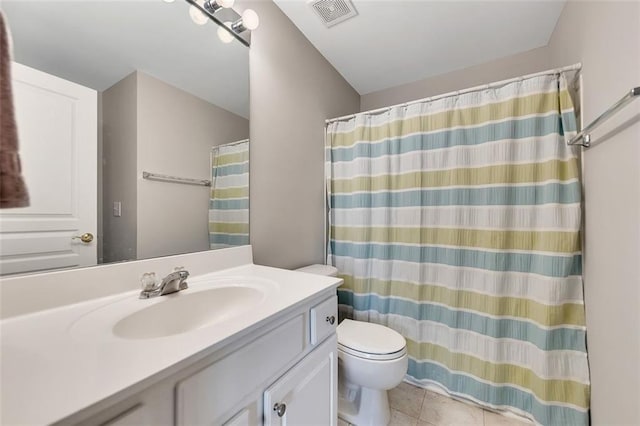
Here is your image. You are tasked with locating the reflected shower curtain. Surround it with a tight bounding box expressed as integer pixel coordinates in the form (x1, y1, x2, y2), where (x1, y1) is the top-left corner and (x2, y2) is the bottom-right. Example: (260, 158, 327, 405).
(209, 140, 249, 249)
(326, 74, 589, 425)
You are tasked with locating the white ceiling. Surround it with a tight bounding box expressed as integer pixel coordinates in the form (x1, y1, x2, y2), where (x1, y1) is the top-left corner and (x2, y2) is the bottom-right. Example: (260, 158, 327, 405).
(274, 0, 566, 95)
(3, 0, 249, 118)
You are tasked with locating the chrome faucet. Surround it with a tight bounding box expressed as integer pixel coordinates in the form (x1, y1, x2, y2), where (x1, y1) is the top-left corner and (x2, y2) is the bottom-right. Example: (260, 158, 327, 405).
(139, 268, 189, 299)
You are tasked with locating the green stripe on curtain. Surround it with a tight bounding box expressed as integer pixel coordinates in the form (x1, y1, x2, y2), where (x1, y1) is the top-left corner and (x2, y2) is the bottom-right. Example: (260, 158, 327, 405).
(331, 160, 580, 192)
(327, 73, 589, 425)
(214, 151, 250, 166)
(210, 186, 249, 200)
(209, 140, 249, 249)
(209, 222, 250, 234)
(339, 276, 586, 327)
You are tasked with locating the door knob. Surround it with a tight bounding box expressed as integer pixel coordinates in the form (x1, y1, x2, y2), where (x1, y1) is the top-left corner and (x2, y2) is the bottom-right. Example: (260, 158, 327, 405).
(326, 315, 336, 325)
(72, 233, 94, 243)
(273, 402, 286, 417)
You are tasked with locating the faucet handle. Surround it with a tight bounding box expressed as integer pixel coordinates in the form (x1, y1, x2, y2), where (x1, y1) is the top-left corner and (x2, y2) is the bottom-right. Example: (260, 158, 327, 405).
(140, 272, 159, 292)
(170, 267, 189, 291)
(174, 267, 189, 290)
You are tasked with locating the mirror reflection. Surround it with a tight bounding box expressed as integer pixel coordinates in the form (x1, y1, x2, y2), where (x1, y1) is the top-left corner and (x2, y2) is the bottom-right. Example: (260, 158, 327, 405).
(0, 0, 250, 276)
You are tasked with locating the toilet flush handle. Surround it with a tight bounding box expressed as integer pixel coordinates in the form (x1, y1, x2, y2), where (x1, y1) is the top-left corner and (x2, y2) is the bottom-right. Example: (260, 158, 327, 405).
(273, 403, 286, 417)
(326, 315, 335, 325)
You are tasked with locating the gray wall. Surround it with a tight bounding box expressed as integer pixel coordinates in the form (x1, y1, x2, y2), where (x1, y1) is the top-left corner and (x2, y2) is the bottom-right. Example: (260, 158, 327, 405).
(243, 0, 360, 269)
(136, 72, 249, 260)
(360, 46, 551, 111)
(102, 73, 138, 263)
(547, 2, 640, 424)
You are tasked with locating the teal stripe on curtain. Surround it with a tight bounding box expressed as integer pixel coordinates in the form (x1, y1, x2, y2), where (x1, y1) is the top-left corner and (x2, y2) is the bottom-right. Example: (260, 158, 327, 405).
(212, 163, 250, 177)
(332, 243, 582, 276)
(326, 73, 589, 425)
(209, 199, 250, 210)
(209, 233, 249, 246)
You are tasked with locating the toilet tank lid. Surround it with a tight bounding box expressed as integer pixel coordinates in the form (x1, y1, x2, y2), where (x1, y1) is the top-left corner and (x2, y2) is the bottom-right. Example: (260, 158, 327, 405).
(295, 264, 338, 277)
(337, 319, 406, 355)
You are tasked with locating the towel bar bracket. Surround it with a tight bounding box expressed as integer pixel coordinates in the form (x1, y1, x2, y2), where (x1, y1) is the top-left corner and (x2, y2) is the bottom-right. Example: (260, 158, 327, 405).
(568, 86, 639, 148)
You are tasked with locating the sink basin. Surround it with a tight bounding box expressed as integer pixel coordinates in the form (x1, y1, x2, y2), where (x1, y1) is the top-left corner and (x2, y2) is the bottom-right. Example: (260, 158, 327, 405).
(114, 286, 264, 339)
(69, 277, 277, 341)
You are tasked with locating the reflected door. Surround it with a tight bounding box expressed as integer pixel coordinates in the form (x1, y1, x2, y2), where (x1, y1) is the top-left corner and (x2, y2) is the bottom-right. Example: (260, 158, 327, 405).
(0, 63, 97, 275)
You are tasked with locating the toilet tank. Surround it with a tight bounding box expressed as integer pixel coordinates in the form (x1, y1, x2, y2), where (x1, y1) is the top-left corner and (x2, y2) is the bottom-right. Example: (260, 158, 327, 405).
(296, 264, 338, 277)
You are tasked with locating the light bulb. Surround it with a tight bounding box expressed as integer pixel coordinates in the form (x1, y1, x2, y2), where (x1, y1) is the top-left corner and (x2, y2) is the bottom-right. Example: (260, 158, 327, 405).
(241, 9, 259, 31)
(163, 0, 175, 3)
(218, 0, 234, 7)
(217, 22, 235, 44)
(231, 8, 259, 33)
(189, 5, 208, 25)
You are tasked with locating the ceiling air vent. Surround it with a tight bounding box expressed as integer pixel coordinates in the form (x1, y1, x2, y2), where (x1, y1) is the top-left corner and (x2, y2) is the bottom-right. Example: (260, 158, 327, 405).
(308, 0, 358, 28)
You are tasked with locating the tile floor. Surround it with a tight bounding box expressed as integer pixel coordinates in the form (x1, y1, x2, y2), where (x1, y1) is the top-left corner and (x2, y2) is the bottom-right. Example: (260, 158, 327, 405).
(338, 381, 531, 426)
(388, 382, 531, 426)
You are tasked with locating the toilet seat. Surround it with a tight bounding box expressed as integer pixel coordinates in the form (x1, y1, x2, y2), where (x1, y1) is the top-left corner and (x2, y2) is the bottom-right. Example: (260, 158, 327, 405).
(337, 319, 407, 361)
(338, 343, 407, 361)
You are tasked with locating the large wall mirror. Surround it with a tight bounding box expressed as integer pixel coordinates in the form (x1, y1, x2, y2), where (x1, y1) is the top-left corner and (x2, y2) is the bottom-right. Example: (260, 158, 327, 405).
(0, 1, 250, 276)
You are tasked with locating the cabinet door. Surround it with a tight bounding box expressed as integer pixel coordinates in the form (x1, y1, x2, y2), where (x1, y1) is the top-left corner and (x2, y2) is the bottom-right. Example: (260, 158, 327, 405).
(264, 335, 337, 426)
(176, 315, 305, 425)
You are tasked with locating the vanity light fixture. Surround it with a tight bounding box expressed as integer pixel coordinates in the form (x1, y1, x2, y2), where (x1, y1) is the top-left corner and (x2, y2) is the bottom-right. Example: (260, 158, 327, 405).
(203, 0, 234, 14)
(182, 0, 257, 46)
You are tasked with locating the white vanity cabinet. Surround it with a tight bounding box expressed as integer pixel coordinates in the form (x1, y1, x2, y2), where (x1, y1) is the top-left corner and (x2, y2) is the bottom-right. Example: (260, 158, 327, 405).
(264, 336, 337, 426)
(72, 294, 338, 426)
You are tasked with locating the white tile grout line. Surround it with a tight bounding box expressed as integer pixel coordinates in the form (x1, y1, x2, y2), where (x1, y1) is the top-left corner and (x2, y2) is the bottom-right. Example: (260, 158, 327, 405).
(417, 390, 427, 425)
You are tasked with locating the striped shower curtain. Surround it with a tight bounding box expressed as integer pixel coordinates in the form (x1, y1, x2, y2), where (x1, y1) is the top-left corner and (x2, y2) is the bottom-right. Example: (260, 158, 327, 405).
(326, 74, 589, 425)
(209, 140, 249, 249)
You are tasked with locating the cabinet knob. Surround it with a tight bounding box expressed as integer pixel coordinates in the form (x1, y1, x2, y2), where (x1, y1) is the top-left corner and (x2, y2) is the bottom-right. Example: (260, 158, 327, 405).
(273, 403, 286, 417)
(326, 315, 335, 325)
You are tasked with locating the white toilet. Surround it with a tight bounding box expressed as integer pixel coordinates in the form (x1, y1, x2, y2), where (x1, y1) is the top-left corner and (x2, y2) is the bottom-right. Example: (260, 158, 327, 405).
(297, 264, 409, 426)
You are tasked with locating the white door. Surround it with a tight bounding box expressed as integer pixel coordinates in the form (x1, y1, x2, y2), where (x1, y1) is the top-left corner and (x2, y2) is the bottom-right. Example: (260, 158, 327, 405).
(264, 336, 338, 426)
(0, 62, 97, 275)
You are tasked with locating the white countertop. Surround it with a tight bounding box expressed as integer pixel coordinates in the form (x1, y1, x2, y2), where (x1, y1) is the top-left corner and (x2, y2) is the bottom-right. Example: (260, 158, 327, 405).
(0, 263, 341, 425)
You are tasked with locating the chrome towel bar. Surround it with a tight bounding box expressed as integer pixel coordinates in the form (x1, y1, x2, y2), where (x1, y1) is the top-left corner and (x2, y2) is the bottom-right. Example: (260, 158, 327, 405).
(142, 171, 211, 187)
(568, 86, 639, 147)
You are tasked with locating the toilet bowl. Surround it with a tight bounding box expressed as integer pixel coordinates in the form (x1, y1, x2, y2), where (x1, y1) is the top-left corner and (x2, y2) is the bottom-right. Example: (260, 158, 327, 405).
(337, 319, 408, 425)
(296, 264, 408, 426)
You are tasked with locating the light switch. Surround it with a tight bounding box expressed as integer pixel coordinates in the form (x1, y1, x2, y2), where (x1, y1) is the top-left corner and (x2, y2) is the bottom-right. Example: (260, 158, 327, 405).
(113, 201, 122, 217)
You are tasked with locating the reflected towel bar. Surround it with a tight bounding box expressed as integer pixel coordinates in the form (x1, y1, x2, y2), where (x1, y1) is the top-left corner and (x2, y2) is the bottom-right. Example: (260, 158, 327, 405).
(142, 171, 211, 187)
(568, 86, 640, 147)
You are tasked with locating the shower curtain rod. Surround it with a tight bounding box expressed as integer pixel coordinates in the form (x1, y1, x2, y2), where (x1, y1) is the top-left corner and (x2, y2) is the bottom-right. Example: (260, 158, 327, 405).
(325, 63, 582, 124)
(212, 139, 249, 150)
